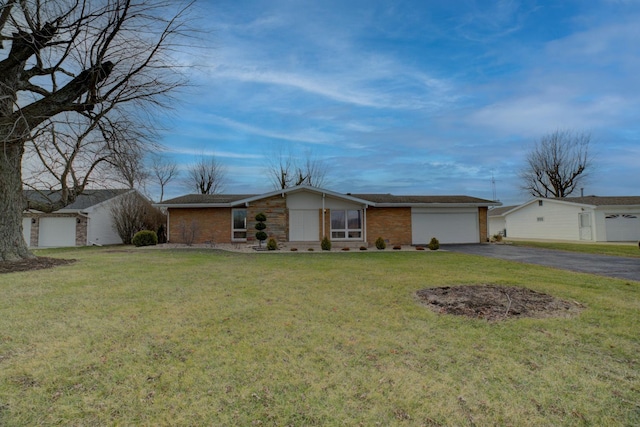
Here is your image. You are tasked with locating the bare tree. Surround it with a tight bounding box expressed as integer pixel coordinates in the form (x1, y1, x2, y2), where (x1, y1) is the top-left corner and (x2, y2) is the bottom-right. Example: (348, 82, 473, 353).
(185, 155, 226, 195)
(265, 146, 329, 190)
(108, 146, 150, 190)
(150, 155, 179, 202)
(520, 130, 592, 198)
(110, 191, 165, 244)
(297, 151, 328, 187)
(265, 145, 294, 189)
(0, 0, 194, 261)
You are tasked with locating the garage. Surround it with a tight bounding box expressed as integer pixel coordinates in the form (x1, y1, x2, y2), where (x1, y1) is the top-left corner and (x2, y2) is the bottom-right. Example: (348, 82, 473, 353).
(22, 218, 32, 246)
(38, 217, 77, 247)
(412, 208, 479, 244)
(605, 213, 640, 241)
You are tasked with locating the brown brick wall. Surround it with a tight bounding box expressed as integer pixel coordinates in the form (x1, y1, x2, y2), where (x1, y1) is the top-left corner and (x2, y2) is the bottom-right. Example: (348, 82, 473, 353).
(366, 207, 412, 246)
(168, 207, 232, 244)
(247, 195, 288, 243)
(478, 207, 488, 242)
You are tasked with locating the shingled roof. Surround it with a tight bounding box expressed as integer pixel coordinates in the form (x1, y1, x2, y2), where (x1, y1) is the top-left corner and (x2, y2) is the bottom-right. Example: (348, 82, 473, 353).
(158, 187, 499, 208)
(351, 194, 496, 205)
(160, 194, 257, 205)
(488, 205, 518, 216)
(556, 196, 640, 206)
(24, 189, 131, 211)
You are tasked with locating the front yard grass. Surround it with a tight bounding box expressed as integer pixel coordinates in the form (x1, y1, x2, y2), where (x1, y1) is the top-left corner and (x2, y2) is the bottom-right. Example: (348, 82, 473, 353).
(1, 247, 638, 425)
(508, 239, 640, 258)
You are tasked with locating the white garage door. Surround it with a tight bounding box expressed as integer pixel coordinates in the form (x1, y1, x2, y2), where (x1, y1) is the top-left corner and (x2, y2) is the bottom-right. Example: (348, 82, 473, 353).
(22, 218, 32, 247)
(289, 210, 319, 241)
(412, 211, 479, 244)
(605, 214, 640, 241)
(39, 217, 77, 247)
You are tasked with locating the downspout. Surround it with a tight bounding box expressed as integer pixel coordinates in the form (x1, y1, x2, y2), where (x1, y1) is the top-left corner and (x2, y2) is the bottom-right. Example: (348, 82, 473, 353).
(322, 193, 326, 239)
(363, 205, 367, 244)
(166, 209, 170, 243)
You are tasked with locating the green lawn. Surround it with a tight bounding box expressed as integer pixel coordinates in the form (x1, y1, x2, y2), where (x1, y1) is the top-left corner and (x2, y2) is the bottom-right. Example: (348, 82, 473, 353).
(507, 239, 640, 258)
(1, 247, 638, 425)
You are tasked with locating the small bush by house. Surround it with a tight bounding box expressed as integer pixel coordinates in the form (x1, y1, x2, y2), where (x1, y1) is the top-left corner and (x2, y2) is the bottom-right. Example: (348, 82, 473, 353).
(132, 230, 158, 247)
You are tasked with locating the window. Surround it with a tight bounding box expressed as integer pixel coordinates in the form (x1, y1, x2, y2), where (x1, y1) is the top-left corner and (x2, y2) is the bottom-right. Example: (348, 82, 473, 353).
(232, 209, 247, 241)
(538, 200, 544, 206)
(330, 209, 362, 239)
(537, 217, 544, 222)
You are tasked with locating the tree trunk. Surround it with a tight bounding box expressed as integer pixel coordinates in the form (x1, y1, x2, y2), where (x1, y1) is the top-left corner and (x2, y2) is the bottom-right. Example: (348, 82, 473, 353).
(0, 141, 32, 261)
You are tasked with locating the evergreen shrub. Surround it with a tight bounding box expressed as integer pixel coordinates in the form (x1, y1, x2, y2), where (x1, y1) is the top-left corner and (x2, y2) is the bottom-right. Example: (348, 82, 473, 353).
(132, 230, 158, 247)
(428, 237, 440, 250)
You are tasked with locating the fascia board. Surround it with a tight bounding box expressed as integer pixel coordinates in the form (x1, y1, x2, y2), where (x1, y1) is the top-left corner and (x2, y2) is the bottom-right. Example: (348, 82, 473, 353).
(237, 185, 373, 206)
(374, 202, 502, 208)
(157, 203, 233, 208)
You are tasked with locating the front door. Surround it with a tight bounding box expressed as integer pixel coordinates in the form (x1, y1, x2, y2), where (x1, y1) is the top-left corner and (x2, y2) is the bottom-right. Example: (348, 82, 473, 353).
(579, 213, 592, 240)
(289, 210, 319, 241)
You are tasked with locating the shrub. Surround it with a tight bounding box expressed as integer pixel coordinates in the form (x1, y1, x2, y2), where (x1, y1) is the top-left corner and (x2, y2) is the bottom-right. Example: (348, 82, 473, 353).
(321, 236, 331, 251)
(342, 247, 350, 251)
(290, 248, 298, 252)
(375, 237, 386, 250)
(255, 213, 267, 246)
(393, 245, 401, 250)
(132, 230, 158, 247)
(428, 237, 440, 250)
(360, 246, 368, 251)
(267, 238, 278, 251)
(307, 248, 314, 251)
(492, 233, 503, 242)
(416, 246, 425, 251)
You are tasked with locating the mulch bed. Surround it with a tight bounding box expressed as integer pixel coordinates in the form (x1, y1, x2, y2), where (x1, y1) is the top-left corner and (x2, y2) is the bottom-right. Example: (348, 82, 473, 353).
(416, 284, 584, 321)
(0, 257, 76, 274)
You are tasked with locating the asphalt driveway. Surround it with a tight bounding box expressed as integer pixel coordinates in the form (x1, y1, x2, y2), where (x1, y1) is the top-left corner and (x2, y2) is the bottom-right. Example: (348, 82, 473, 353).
(443, 244, 640, 282)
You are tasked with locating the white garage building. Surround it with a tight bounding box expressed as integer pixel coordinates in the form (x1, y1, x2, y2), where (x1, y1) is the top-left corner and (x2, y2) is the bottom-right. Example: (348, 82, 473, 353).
(23, 189, 143, 247)
(492, 196, 640, 242)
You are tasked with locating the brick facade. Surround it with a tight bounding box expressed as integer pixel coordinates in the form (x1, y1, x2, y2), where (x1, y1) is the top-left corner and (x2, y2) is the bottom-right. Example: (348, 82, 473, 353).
(168, 207, 232, 244)
(167, 196, 491, 246)
(366, 207, 412, 246)
(478, 206, 488, 242)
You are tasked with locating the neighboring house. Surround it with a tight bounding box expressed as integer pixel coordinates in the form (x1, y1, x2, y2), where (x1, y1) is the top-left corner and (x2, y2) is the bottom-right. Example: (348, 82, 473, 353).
(23, 189, 142, 247)
(491, 196, 640, 242)
(488, 205, 517, 237)
(155, 185, 501, 246)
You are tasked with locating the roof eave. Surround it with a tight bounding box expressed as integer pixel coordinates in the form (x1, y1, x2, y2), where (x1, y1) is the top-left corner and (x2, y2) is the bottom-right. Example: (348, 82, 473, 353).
(155, 203, 234, 208)
(373, 202, 502, 208)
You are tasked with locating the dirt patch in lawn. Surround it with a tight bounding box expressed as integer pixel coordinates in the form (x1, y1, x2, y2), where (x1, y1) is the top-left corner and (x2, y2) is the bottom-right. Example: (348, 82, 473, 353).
(416, 285, 584, 321)
(0, 257, 76, 274)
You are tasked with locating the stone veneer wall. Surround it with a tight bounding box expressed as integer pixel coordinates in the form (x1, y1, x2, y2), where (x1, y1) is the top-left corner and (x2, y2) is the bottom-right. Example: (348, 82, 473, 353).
(478, 207, 488, 242)
(365, 207, 412, 246)
(76, 215, 87, 246)
(246, 195, 288, 244)
(168, 207, 232, 244)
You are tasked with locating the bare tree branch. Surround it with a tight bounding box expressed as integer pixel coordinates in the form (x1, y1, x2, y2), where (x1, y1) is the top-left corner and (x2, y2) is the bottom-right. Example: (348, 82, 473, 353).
(519, 130, 592, 198)
(150, 154, 178, 202)
(0, 0, 196, 260)
(185, 155, 226, 195)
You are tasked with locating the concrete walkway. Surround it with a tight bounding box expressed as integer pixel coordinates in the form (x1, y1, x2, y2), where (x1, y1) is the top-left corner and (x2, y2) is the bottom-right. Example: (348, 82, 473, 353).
(443, 244, 640, 282)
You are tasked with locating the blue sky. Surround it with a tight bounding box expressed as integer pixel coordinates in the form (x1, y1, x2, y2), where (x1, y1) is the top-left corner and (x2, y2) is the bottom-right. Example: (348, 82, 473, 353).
(158, 0, 640, 205)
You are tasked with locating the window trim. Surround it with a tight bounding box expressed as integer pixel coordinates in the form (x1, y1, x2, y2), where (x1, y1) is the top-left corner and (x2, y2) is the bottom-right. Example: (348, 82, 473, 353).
(232, 208, 247, 242)
(330, 209, 363, 240)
